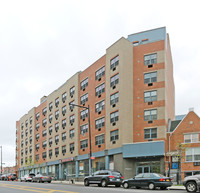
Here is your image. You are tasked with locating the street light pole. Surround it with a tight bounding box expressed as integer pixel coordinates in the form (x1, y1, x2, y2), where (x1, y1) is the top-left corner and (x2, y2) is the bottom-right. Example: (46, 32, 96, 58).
(69, 103, 92, 175)
(0, 146, 2, 174)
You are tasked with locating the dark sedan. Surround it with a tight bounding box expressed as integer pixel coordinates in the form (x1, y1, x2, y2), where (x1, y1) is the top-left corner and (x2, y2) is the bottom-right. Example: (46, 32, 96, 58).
(32, 174, 52, 183)
(84, 170, 123, 187)
(122, 173, 173, 190)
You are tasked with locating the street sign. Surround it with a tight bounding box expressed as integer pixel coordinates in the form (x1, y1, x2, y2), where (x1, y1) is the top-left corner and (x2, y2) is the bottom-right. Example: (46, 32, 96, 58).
(91, 157, 95, 160)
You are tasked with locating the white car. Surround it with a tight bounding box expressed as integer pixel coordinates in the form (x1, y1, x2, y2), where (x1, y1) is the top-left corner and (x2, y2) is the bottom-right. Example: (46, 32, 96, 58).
(20, 173, 35, 182)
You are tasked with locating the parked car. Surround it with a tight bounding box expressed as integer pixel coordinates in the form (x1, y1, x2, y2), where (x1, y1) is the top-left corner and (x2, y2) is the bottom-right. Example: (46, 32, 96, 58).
(8, 173, 17, 181)
(0, 174, 5, 180)
(20, 173, 35, 182)
(84, 170, 123, 187)
(183, 174, 200, 192)
(122, 173, 173, 190)
(32, 174, 52, 183)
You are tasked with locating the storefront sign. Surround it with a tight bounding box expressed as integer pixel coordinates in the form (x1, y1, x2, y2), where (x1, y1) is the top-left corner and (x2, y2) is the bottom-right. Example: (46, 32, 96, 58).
(61, 157, 74, 163)
(172, 163, 178, 169)
(91, 156, 95, 160)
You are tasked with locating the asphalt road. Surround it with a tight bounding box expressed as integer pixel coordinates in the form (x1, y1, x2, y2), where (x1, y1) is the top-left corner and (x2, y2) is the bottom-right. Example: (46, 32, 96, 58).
(0, 181, 186, 193)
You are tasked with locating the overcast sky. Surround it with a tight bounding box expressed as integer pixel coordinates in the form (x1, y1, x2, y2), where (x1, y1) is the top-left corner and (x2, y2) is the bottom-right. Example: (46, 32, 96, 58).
(0, 0, 200, 166)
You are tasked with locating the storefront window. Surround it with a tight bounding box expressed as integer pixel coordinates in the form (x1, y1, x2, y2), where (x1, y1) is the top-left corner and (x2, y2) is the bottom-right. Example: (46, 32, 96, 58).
(93, 157, 105, 172)
(137, 161, 160, 174)
(79, 160, 89, 176)
(48, 165, 55, 177)
(63, 161, 76, 178)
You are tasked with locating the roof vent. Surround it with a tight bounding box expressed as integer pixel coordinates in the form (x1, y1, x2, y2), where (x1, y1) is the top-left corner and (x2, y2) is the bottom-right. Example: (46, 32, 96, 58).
(189, 108, 194, 112)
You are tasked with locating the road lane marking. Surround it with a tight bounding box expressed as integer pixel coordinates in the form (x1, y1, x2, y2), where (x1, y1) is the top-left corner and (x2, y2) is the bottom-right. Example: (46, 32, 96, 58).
(0, 183, 78, 193)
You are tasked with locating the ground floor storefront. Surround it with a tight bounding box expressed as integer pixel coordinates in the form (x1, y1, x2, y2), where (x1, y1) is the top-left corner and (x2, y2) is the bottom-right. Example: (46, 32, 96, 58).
(18, 141, 165, 180)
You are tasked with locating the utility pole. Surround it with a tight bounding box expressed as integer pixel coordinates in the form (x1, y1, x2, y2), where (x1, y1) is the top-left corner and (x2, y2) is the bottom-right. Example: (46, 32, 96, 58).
(0, 146, 2, 174)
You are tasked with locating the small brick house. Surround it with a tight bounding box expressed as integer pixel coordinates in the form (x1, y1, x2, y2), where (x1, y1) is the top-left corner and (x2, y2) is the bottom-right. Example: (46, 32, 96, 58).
(166, 109, 200, 182)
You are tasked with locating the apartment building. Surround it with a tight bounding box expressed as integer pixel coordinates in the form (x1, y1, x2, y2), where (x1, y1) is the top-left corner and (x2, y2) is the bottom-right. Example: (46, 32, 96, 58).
(16, 27, 175, 179)
(166, 109, 200, 182)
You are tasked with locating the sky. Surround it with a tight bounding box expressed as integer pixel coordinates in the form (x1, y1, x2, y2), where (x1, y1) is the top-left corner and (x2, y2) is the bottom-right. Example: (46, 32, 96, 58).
(0, 0, 200, 167)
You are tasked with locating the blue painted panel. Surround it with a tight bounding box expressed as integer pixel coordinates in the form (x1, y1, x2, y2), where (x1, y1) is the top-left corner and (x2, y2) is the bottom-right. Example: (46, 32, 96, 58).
(127, 27, 166, 44)
(108, 147, 122, 155)
(92, 151, 105, 158)
(47, 160, 60, 166)
(77, 154, 89, 161)
(123, 141, 165, 158)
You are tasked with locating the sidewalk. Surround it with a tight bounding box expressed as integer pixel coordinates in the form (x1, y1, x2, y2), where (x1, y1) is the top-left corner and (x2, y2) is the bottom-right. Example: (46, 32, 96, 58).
(52, 180, 186, 190)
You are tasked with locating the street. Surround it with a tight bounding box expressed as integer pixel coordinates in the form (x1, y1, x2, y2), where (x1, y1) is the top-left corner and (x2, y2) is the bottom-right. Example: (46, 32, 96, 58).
(0, 181, 186, 193)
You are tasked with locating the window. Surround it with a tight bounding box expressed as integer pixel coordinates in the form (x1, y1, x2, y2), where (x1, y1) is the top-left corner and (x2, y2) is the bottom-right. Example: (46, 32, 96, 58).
(55, 97, 59, 107)
(80, 93, 88, 105)
(184, 133, 199, 143)
(36, 133, 39, 141)
(62, 132, 66, 141)
(96, 66, 105, 80)
(49, 150, 52, 158)
(36, 113, 40, 121)
(62, 119, 66, 129)
(29, 146, 32, 153)
(62, 106, 67, 115)
(62, 145, 66, 154)
(95, 134, 105, 145)
(25, 120, 28, 127)
(55, 147, 59, 156)
(36, 154, 39, 161)
(42, 129, 47, 137)
(186, 147, 200, 162)
(62, 92, 67, 103)
(36, 123, 39, 131)
(21, 158, 23, 165)
(80, 109, 88, 120)
(80, 139, 88, 149)
(21, 150, 23, 156)
(42, 141, 47, 149)
(49, 126, 53, 135)
(29, 136, 32, 144)
(144, 128, 157, 139)
(110, 111, 119, 123)
(110, 55, 119, 70)
(95, 100, 105, 113)
(36, 144, 39, 151)
(81, 78, 88, 90)
(70, 86, 75, 97)
(55, 123, 59, 132)
(80, 124, 88, 135)
(69, 100, 75, 111)
(30, 116, 33, 124)
(42, 118, 47, 127)
(55, 135, 59, 144)
(43, 107, 47, 116)
(144, 90, 157, 102)
(25, 129, 28, 136)
(95, 83, 105, 96)
(144, 109, 157, 121)
(25, 148, 28, 155)
(29, 127, 32, 134)
(55, 110, 59, 119)
(144, 72, 157, 84)
(144, 53, 157, 65)
(95, 117, 105, 129)
(69, 129, 74, 138)
(110, 92, 119, 106)
(21, 141, 24, 147)
(21, 132, 24, 139)
(49, 114, 53, 123)
(25, 138, 28, 146)
(49, 138, 53, 146)
(49, 102, 53, 111)
(110, 73, 119, 88)
(70, 115, 75, 125)
(42, 152, 47, 159)
(110, 130, 119, 141)
(70, 143, 74, 152)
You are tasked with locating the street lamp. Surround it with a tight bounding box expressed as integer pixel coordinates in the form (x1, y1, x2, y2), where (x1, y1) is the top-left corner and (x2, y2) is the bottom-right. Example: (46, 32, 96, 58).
(0, 146, 2, 174)
(69, 103, 92, 175)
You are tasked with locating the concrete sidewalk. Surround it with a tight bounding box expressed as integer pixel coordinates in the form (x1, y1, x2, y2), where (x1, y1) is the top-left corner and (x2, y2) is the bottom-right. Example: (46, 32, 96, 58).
(52, 180, 186, 190)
